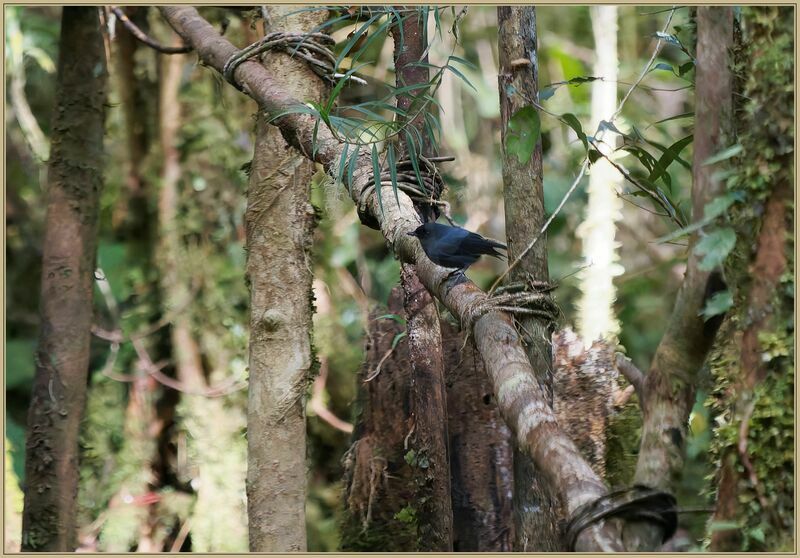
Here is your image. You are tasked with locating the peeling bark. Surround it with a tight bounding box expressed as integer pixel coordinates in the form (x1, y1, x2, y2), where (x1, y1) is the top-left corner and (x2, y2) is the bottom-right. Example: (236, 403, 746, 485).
(497, 6, 562, 551)
(21, 7, 107, 551)
(553, 328, 617, 477)
(624, 8, 733, 551)
(243, 7, 325, 552)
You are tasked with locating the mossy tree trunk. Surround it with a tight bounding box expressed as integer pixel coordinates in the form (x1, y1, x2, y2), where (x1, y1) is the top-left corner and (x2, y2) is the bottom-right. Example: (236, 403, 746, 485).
(708, 6, 794, 551)
(21, 7, 107, 551)
(244, 6, 326, 552)
(497, 6, 562, 551)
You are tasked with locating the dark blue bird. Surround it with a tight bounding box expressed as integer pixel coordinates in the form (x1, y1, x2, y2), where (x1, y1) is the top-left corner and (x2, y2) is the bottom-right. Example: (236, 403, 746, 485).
(407, 222, 507, 270)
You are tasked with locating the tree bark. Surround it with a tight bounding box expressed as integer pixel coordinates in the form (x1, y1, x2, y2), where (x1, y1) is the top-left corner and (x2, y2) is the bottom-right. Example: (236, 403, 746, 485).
(624, 7, 733, 550)
(21, 7, 107, 551)
(159, 8, 625, 550)
(244, 6, 325, 552)
(497, 6, 562, 551)
(443, 321, 514, 552)
(708, 6, 794, 551)
(340, 289, 418, 551)
(392, 10, 453, 551)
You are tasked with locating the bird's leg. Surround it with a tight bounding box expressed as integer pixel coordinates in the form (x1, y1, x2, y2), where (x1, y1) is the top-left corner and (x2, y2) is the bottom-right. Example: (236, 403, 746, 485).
(443, 267, 470, 289)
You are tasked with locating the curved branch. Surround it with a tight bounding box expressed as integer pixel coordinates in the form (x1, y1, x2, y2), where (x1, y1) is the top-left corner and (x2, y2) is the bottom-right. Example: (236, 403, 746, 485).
(625, 7, 734, 551)
(159, 7, 617, 551)
(111, 7, 192, 54)
(615, 353, 644, 400)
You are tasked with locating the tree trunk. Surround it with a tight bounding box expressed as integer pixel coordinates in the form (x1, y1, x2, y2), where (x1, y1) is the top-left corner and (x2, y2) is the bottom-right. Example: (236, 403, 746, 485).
(392, 9, 453, 551)
(497, 6, 562, 551)
(708, 6, 794, 551)
(443, 321, 514, 551)
(244, 6, 325, 551)
(340, 288, 419, 551)
(624, 7, 733, 550)
(21, 7, 107, 551)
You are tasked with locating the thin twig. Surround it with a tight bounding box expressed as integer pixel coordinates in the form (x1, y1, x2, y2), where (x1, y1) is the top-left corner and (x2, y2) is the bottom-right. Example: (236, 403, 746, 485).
(615, 353, 645, 399)
(364, 347, 395, 382)
(310, 359, 354, 433)
(170, 518, 191, 552)
(94, 268, 244, 398)
(110, 6, 193, 54)
(491, 7, 678, 294)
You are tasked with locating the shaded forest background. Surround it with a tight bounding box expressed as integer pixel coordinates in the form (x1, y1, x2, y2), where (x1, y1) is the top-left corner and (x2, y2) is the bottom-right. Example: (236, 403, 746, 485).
(4, 5, 794, 552)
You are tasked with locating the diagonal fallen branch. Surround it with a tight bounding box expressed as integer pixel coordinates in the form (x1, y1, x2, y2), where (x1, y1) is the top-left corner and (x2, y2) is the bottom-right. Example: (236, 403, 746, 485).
(160, 7, 621, 550)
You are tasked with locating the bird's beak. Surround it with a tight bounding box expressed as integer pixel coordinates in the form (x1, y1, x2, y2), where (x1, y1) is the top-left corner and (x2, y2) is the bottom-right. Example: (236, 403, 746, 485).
(406, 230, 418, 237)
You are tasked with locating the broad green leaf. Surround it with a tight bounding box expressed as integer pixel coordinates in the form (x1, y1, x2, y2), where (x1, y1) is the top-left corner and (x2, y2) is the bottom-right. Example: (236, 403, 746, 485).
(505, 106, 541, 164)
(704, 192, 742, 220)
(678, 61, 695, 76)
(567, 75, 600, 85)
(391, 331, 407, 350)
(651, 62, 675, 73)
(376, 313, 406, 324)
(695, 228, 736, 271)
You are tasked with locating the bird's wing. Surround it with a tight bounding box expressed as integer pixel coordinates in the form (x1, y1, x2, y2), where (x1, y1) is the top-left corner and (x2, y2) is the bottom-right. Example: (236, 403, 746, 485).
(434, 230, 467, 255)
(459, 231, 507, 258)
